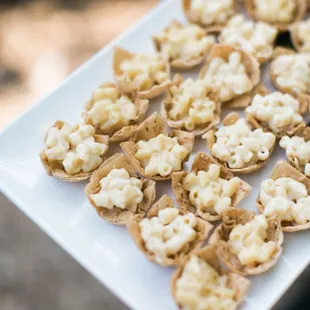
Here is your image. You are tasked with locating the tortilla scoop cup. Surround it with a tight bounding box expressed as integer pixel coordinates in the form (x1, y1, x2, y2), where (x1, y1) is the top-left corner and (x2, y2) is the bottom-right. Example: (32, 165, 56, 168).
(127, 194, 213, 267)
(209, 208, 283, 276)
(199, 44, 260, 108)
(40, 121, 109, 182)
(172, 152, 252, 221)
(121, 112, 195, 181)
(203, 112, 276, 174)
(113, 46, 171, 99)
(257, 160, 310, 232)
(161, 74, 221, 136)
(171, 245, 250, 310)
(84, 153, 156, 225)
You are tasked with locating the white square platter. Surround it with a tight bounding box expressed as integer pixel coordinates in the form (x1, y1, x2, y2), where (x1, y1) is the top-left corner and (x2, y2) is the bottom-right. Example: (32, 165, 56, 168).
(0, 0, 309, 309)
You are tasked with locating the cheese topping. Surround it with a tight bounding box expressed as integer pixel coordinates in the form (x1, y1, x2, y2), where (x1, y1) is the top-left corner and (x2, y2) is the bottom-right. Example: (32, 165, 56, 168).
(280, 136, 310, 177)
(190, 0, 234, 26)
(272, 54, 310, 94)
(220, 15, 277, 61)
(154, 24, 215, 62)
(139, 208, 197, 263)
(253, 0, 296, 24)
(90, 168, 143, 211)
(119, 54, 169, 91)
(86, 84, 138, 133)
(228, 214, 277, 266)
(260, 177, 310, 225)
(135, 134, 189, 177)
(212, 119, 276, 169)
(294, 18, 310, 52)
(201, 51, 253, 102)
(168, 79, 217, 131)
(183, 164, 241, 216)
(44, 123, 107, 174)
(246, 92, 303, 133)
(175, 255, 237, 310)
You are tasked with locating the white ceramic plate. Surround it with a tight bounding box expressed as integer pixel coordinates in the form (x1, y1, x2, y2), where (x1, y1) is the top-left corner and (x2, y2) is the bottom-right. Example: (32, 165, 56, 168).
(0, 1, 309, 309)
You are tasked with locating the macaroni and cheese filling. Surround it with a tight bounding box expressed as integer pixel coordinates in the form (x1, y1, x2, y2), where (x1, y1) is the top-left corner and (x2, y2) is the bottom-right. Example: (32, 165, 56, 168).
(86, 84, 138, 133)
(272, 54, 310, 94)
(168, 79, 217, 131)
(280, 136, 310, 177)
(220, 15, 277, 61)
(202, 52, 253, 102)
(154, 24, 215, 62)
(190, 0, 234, 26)
(212, 119, 276, 169)
(246, 92, 303, 133)
(260, 177, 310, 225)
(139, 208, 197, 263)
(294, 18, 310, 51)
(119, 54, 169, 91)
(183, 165, 241, 216)
(135, 134, 189, 177)
(253, 0, 296, 24)
(44, 123, 107, 174)
(175, 255, 237, 310)
(228, 214, 277, 266)
(90, 168, 143, 211)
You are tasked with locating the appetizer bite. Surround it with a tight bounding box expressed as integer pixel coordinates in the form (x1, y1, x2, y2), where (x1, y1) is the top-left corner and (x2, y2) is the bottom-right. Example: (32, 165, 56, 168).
(153, 20, 215, 69)
(84, 153, 156, 225)
(162, 75, 221, 135)
(270, 48, 310, 100)
(245, 86, 307, 137)
(204, 113, 276, 174)
(113, 46, 170, 99)
(121, 112, 195, 181)
(280, 127, 310, 177)
(245, 0, 307, 31)
(127, 195, 213, 266)
(182, 0, 236, 32)
(257, 161, 310, 232)
(210, 208, 283, 275)
(172, 152, 252, 221)
(82, 82, 149, 142)
(40, 121, 109, 182)
(171, 246, 249, 310)
(219, 15, 278, 64)
(290, 17, 310, 52)
(199, 44, 260, 108)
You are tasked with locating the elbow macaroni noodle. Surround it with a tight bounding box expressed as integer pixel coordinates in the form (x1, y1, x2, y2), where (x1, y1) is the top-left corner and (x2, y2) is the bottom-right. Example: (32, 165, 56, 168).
(272, 54, 310, 94)
(119, 54, 169, 91)
(190, 0, 234, 26)
(90, 168, 143, 211)
(280, 136, 310, 177)
(154, 24, 215, 62)
(294, 18, 310, 52)
(139, 208, 197, 264)
(260, 177, 310, 225)
(228, 214, 277, 266)
(246, 92, 303, 133)
(168, 79, 217, 131)
(44, 123, 107, 175)
(253, 0, 296, 23)
(212, 119, 276, 169)
(183, 164, 241, 216)
(87, 84, 138, 133)
(201, 52, 253, 102)
(175, 255, 237, 310)
(135, 134, 189, 177)
(220, 15, 277, 61)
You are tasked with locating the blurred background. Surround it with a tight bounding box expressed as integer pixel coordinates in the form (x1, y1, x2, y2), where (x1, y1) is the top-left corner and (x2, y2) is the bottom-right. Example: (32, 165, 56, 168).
(0, 0, 309, 309)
